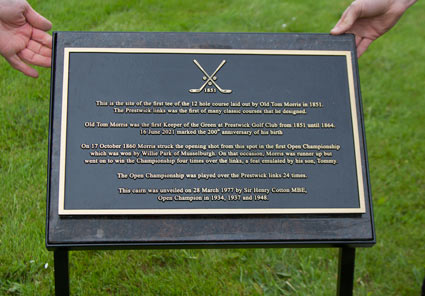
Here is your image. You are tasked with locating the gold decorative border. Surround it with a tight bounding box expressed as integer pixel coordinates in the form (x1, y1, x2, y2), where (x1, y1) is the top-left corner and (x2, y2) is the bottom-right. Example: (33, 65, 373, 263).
(59, 48, 366, 215)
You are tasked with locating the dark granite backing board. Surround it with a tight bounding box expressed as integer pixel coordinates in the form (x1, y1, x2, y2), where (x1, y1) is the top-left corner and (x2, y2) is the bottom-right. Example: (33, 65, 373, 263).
(46, 32, 375, 249)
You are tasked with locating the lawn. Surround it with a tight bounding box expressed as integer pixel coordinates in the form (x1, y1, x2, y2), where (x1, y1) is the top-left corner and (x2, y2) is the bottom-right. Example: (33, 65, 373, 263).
(0, 0, 424, 295)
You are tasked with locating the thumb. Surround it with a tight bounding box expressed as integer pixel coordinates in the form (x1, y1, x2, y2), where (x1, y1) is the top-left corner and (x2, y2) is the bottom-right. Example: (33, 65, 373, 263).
(24, 4, 52, 31)
(331, 2, 362, 35)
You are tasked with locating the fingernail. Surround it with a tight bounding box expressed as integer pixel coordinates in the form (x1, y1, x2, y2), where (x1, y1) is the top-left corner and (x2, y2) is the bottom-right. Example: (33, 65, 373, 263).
(331, 26, 340, 33)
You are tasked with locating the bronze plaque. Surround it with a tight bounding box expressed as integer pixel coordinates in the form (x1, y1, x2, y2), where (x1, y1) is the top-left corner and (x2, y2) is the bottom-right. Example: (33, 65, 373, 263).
(56, 46, 367, 215)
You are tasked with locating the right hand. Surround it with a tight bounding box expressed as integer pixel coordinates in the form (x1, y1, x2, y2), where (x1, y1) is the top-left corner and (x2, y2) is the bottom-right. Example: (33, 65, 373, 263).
(0, 0, 52, 78)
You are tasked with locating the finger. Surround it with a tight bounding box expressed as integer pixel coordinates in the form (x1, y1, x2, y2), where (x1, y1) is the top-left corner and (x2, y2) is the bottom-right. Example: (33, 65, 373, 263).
(24, 4, 52, 31)
(18, 48, 51, 67)
(331, 2, 362, 35)
(32, 28, 52, 49)
(357, 38, 373, 58)
(28, 40, 52, 57)
(6, 54, 39, 78)
(355, 34, 362, 47)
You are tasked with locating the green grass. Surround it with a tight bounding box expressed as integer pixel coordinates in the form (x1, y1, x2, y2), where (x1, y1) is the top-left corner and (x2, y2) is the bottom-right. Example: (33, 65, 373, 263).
(1, 0, 424, 295)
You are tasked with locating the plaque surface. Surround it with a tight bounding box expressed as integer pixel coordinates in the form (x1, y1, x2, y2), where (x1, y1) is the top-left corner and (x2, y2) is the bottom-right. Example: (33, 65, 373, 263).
(47, 32, 375, 248)
(60, 48, 364, 215)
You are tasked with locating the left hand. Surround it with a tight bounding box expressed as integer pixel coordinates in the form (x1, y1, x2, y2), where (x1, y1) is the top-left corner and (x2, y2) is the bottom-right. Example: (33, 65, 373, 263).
(330, 0, 416, 57)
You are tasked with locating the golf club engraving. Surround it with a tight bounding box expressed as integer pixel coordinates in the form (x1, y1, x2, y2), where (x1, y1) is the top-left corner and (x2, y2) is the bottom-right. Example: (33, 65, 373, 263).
(189, 59, 232, 94)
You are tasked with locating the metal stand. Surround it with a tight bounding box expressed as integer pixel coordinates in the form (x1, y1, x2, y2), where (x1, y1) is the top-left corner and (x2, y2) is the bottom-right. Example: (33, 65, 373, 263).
(337, 247, 356, 296)
(54, 250, 70, 296)
(52, 247, 356, 295)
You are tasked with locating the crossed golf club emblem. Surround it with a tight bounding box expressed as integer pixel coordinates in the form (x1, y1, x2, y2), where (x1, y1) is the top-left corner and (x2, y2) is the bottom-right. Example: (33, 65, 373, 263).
(189, 59, 232, 94)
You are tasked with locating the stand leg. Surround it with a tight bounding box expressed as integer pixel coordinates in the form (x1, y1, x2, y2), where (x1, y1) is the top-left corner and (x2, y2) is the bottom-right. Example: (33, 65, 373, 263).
(54, 249, 70, 296)
(337, 247, 355, 296)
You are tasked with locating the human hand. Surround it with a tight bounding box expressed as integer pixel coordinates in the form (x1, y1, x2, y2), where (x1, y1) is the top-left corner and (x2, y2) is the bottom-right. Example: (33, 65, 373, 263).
(331, 0, 416, 57)
(0, 0, 52, 78)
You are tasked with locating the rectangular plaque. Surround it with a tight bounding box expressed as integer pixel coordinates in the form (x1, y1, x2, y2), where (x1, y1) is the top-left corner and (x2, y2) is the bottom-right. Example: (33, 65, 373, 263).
(59, 48, 365, 215)
(47, 32, 375, 247)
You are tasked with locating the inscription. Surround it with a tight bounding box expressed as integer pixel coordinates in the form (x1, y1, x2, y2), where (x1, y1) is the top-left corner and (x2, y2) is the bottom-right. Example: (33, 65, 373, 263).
(78, 98, 340, 203)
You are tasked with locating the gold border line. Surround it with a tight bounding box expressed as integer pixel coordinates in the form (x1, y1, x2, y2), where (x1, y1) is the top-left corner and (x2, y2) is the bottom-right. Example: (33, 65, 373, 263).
(58, 48, 366, 215)
(62, 48, 350, 55)
(58, 48, 71, 214)
(60, 208, 366, 215)
(346, 52, 366, 212)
